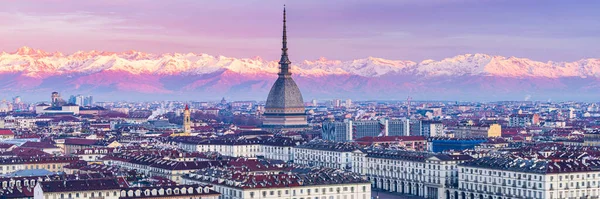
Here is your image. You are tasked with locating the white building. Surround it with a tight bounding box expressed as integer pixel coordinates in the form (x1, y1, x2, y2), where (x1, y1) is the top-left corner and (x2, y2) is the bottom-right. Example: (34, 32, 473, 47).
(293, 140, 359, 170)
(352, 148, 472, 199)
(451, 157, 600, 199)
(102, 154, 225, 183)
(35, 103, 51, 114)
(182, 167, 371, 199)
(34, 178, 121, 199)
(119, 185, 220, 199)
(174, 137, 299, 161)
(421, 120, 445, 137)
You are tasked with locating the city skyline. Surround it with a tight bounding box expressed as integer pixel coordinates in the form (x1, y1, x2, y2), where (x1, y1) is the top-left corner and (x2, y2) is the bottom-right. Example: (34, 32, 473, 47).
(1, 2, 600, 199)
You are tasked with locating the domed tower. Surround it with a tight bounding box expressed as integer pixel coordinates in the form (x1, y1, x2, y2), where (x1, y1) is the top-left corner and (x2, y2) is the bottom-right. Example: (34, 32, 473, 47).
(263, 6, 308, 130)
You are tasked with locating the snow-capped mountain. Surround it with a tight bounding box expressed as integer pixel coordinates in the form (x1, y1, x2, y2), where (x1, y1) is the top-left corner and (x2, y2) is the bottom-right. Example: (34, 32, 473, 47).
(1, 46, 599, 101)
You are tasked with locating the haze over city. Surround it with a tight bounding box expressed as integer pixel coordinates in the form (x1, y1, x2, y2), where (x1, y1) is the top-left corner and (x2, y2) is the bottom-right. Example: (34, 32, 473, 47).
(0, 2, 599, 199)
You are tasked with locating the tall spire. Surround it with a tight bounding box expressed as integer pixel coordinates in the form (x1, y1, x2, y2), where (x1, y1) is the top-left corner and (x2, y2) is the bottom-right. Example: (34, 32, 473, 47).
(279, 5, 291, 76)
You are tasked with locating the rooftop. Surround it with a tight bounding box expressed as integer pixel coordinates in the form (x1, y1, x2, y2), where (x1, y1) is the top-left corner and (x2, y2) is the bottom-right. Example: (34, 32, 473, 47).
(119, 184, 219, 199)
(359, 147, 472, 162)
(183, 167, 368, 189)
(295, 139, 360, 152)
(39, 178, 121, 193)
(461, 157, 600, 174)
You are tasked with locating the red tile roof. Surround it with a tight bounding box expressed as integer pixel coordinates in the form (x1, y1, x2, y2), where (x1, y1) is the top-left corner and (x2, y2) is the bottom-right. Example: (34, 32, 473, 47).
(20, 141, 59, 149)
(64, 138, 98, 146)
(40, 178, 120, 192)
(0, 129, 14, 135)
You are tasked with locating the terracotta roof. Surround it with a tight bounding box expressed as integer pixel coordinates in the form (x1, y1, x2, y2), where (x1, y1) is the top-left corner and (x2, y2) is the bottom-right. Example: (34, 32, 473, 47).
(0, 129, 14, 135)
(20, 141, 58, 149)
(0, 147, 52, 157)
(0, 143, 15, 149)
(184, 167, 368, 189)
(461, 157, 600, 174)
(0, 156, 78, 165)
(64, 138, 98, 146)
(296, 139, 359, 152)
(40, 178, 120, 193)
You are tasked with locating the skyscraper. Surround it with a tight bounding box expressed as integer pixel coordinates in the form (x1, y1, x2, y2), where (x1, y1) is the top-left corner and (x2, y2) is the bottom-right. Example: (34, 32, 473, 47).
(263, 6, 308, 130)
(332, 99, 341, 107)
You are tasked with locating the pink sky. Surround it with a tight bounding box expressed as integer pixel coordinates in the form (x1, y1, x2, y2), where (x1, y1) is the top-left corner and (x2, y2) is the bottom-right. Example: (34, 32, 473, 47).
(0, 0, 599, 61)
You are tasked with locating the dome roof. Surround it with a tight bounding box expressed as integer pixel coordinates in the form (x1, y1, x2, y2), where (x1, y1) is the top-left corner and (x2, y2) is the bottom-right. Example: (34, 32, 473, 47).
(265, 7, 305, 110)
(265, 76, 304, 109)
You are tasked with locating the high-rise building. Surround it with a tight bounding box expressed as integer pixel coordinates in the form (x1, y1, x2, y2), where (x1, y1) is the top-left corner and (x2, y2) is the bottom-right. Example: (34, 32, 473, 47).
(323, 118, 410, 142)
(263, 7, 308, 130)
(508, 113, 540, 127)
(388, 118, 410, 136)
(12, 96, 21, 104)
(322, 120, 353, 142)
(68, 95, 76, 104)
(332, 99, 341, 107)
(75, 95, 85, 106)
(12, 96, 25, 111)
(421, 120, 444, 137)
(68, 94, 93, 106)
(345, 99, 352, 107)
(83, 95, 93, 106)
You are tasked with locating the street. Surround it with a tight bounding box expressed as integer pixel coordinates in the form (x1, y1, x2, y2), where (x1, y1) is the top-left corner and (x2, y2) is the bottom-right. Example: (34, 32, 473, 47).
(372, 189, 425, 199)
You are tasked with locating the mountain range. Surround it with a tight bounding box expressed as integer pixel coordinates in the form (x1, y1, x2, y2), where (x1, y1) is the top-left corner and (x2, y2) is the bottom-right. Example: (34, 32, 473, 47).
(1, 46, 599, 102)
